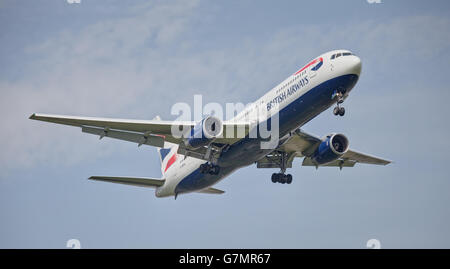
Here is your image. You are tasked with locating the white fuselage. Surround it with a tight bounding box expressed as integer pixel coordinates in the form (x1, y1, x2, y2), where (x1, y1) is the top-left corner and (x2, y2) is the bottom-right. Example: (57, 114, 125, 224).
(156, 50, 362, 197)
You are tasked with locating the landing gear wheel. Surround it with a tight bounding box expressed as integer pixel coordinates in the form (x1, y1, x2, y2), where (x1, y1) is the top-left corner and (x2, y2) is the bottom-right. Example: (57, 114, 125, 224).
(338, 107, 345, 116)
(271, 173, 293, 184)
(200, 163, 220, 174)
(271, 173, 277, 183)
(200, 163, 208, 173)
(210, 165, 220, 175)
(333, 106, 339, 116)
(286, 174, 293, 184)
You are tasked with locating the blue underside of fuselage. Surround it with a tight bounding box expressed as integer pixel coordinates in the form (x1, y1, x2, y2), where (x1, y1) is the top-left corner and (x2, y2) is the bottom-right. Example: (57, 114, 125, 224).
(175, 74, 359, 194)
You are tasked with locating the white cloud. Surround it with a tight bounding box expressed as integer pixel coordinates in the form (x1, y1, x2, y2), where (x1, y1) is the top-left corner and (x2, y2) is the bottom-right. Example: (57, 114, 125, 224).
(0, 0, 202, 176)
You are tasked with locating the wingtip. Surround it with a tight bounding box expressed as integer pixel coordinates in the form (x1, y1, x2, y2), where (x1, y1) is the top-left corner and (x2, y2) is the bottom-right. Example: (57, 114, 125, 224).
(29, 113, 37, 120)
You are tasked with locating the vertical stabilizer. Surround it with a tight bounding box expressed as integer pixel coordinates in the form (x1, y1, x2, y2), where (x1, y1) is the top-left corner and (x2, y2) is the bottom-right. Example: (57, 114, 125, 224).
(154, 115, 179, 176)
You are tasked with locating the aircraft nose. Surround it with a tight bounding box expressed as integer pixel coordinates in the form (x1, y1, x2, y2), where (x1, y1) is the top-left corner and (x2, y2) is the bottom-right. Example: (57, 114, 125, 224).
(349, 55, 362, 76)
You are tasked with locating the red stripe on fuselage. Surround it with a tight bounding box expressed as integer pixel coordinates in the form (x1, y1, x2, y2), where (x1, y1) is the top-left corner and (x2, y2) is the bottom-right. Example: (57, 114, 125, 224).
(164, 154, 177, 172)
(294, 57, 323, 75)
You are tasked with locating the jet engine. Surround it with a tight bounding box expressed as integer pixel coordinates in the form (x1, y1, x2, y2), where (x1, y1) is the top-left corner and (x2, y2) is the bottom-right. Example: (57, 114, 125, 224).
(185, 116, 223, 149)
(311, 133, 349, 165)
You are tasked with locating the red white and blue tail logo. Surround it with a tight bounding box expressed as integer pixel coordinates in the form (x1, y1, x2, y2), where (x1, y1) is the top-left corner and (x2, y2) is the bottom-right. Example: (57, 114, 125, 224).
(158, 147, 177, 174)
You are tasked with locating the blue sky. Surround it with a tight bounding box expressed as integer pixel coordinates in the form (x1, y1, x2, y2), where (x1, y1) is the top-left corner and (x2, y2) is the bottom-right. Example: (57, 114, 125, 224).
(1, 0, 450, 248)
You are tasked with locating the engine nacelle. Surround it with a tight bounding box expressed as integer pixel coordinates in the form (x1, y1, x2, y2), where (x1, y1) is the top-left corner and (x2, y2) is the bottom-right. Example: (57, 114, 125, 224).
(311, 133, 349, 165)
(185, 116, 223, 149)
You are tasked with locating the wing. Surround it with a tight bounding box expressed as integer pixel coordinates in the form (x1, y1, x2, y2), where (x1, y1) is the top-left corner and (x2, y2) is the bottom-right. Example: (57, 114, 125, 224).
(29, 113, 248, 153)
(257, 129, 391, 168)
(340, 150, 391, 165)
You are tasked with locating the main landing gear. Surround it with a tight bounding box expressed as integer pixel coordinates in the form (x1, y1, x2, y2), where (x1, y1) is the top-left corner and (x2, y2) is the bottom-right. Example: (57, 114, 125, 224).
(271, 151, 293, 184)
(271, 173, 292, 184)
(200, 163, 220, 175)
(199, 143, 221, 175)
(332, 90, 346, 117)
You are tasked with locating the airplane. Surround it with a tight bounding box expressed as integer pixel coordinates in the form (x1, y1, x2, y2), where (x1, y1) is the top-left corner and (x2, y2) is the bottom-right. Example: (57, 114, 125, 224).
(29, 49, 391, 199)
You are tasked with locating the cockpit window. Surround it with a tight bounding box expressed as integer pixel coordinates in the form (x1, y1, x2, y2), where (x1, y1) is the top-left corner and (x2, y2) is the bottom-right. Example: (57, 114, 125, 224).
(331, 52, 354, 60)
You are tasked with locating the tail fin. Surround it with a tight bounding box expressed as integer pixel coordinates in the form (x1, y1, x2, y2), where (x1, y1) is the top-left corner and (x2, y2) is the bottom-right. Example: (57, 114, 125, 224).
(157, 142, 179, 176)
(154, 115, 179, 176)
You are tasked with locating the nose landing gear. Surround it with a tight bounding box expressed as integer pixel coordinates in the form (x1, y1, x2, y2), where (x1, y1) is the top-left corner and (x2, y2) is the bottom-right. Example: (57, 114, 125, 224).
(333, 105, 345, 117)
(332, 90, 346, 117)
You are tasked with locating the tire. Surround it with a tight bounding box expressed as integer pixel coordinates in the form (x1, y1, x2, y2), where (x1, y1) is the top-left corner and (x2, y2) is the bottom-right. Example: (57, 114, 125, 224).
(271, 173, 277, 183)
(339, 107, 345, 116)
(286, 174, 293, 184)
(199, 164, 207, 173)
(280, 175, 287, 184)
(208, 165, 217, 175)
(212, 165, 220, 175)
(333, 107, 339, 115)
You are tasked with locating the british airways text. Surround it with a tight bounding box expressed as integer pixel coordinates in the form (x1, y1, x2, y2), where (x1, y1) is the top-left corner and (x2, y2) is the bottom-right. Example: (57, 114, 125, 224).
(266, 76, 309, 111)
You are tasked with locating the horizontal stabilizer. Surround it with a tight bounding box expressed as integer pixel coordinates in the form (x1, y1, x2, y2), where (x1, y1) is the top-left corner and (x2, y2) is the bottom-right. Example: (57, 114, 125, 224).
(89, 176, 165, 188)
(197, 187, 225, 195)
